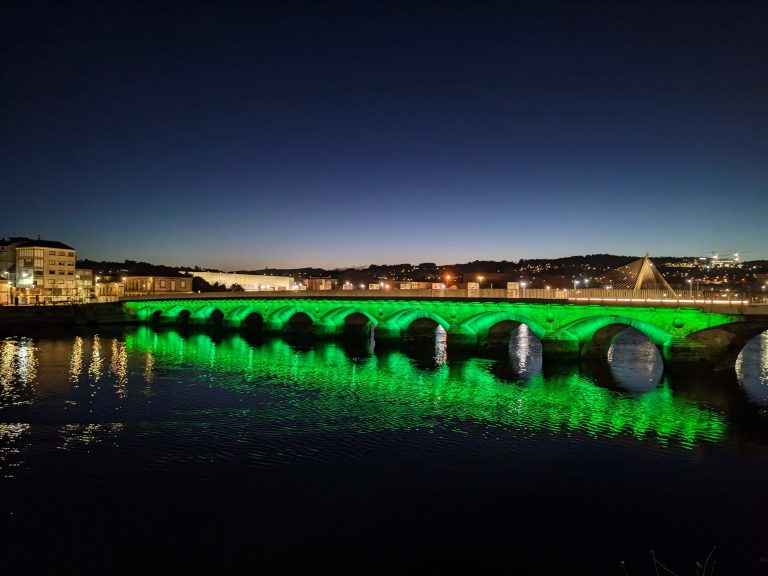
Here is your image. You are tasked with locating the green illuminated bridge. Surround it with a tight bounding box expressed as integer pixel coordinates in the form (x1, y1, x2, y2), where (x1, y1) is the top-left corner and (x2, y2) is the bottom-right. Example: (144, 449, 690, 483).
(122, 294, 768, 369)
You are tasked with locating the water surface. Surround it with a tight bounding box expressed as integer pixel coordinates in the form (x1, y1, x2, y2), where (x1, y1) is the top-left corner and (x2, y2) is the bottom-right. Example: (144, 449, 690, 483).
(0, 326, 767, 574)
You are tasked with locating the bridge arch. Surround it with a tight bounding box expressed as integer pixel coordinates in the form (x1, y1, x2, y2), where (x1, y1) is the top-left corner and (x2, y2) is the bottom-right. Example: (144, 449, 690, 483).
(683, 322, 768, 369)
(226, 305, 265, 330)
(456, 311, 548, 347)
(381, 308, 450, 332)
(557, 315, 674, 361)
(163, 305, 192, 325)
(190, 305, 226, 327)
(376, 308, 451, 342)
(267, 306, 317, 333)
(319, 307, 378, 335)
(135, 306, 163, 323)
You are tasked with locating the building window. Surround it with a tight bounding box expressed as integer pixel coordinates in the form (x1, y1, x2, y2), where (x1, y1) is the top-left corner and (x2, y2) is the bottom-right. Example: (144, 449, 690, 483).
(180, 281, 186, 288)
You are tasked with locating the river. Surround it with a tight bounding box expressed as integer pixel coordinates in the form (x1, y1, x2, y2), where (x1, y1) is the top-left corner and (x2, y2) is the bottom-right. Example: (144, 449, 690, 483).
(0, 326, 766, 574)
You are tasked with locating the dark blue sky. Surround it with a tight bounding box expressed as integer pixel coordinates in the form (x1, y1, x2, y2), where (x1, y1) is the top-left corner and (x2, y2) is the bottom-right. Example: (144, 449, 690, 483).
(2, 1, 766, 268)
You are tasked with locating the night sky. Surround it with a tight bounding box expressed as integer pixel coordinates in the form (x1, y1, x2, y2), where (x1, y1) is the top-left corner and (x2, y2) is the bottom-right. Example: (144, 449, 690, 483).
(2, 1, 766, 269)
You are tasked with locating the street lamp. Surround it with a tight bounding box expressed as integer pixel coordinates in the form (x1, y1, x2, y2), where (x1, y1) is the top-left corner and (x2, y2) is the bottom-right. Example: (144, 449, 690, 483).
(687, 278, 692, 297)
(478, 275, 484, 287)
(573, 279, 580, 291)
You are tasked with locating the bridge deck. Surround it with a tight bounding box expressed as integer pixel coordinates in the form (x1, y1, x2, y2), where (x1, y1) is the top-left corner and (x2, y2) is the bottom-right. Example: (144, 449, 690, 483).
(121, 289, 768, 316)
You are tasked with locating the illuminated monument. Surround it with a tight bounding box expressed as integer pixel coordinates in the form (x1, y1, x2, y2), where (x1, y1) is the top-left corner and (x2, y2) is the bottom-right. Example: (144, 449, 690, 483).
(602, 254, 677, 295)
(121, 294, 768, 370)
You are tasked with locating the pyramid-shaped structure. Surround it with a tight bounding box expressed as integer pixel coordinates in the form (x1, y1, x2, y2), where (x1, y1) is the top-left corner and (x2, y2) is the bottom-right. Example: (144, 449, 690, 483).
(602, 254, 676, 294)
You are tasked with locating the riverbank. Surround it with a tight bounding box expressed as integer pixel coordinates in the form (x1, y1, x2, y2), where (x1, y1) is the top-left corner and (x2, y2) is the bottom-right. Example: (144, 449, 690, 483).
(0, 302, 128, 330)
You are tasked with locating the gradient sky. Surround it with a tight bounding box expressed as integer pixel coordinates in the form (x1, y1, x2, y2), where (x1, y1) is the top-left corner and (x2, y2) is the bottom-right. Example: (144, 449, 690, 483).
(2, 0, 766, 269)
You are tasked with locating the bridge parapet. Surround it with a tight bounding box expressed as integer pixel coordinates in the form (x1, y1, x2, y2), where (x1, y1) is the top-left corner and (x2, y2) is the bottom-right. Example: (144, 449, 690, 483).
(120, 289, 764, 315)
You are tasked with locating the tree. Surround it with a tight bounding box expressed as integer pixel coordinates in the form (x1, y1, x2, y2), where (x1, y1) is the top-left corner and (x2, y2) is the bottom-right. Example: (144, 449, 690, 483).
(229, 283, 244, 292)
(192, 276, 216, 292)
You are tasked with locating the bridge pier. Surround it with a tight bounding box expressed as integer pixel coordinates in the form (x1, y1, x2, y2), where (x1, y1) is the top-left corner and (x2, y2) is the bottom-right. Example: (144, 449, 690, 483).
(540, 337, 581, 363)
(310, 322, 339, 338)
(664, 338, 739, 371)
(372, 323, 402, 347)
(263, 320, 285, 334)
(447, 327, 479, 350)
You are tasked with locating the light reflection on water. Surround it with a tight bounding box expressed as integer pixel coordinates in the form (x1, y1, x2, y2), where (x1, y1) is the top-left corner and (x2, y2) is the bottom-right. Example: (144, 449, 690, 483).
(88, 334, 103, 383)
(0, 338, 36, 405)
(94, 329, 735, 443)
(737, 331, 768, 406)
(508, 324, 542, 377)
(69, 335, 84, 383)
(0, 326, 766, 479)
(608, 328, 664, 393)
(0, 326, 764, 576)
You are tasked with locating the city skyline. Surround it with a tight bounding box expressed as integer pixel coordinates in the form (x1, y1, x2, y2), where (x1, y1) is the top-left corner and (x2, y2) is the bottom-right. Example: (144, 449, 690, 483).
(2, 1, 767, 268)
(1, 232, 761, 271)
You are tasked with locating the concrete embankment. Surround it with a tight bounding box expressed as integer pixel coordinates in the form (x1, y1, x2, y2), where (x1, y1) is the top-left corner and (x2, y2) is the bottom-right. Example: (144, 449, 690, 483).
(0, 302, 129, 330)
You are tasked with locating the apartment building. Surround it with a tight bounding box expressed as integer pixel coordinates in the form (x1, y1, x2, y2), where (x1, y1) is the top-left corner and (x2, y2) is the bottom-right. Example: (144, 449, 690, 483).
(76, 268, 95, 302)
(0, 237, 77, 303)
(123, 275, 193, 295)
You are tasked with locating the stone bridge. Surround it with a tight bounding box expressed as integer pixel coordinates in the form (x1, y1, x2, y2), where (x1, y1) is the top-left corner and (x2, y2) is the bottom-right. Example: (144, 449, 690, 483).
(121, 296, 768, 370)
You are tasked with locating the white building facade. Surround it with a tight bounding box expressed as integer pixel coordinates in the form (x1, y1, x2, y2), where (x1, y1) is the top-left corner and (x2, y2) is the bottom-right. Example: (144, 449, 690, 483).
(185, 271, 294, 291)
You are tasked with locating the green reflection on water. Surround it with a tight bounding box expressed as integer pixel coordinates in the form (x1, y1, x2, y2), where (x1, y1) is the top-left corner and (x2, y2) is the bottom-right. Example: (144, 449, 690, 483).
(124, 328, 727, 449)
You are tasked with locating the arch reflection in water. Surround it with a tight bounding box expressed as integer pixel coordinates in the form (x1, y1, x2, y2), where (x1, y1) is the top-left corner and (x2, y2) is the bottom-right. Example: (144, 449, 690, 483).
(507, 324, 542, 378)
(736, 331, 768, 407)
(607, 328, 664, 393)
(435, 325, 447, 366)
(125, 327, 726, 448)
